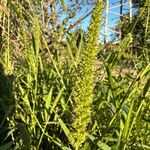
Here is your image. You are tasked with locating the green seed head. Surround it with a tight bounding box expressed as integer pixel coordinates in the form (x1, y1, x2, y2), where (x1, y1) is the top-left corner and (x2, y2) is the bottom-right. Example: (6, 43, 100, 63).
(70, 0, 103, 149)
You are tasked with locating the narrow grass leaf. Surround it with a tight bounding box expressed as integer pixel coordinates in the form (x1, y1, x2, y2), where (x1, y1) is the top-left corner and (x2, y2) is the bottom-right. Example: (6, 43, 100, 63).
(50, 87, 65, 113)
(143, 78, 150, 97)
(56, 113, 70, 138)
(0, 141, 14, 150)
(118, 99, 135, 150)
(97, 141, 111, 150)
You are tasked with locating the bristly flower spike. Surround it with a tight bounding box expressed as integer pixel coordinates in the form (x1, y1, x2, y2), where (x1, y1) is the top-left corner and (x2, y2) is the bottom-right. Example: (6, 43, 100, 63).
(70, 0, 104, 149)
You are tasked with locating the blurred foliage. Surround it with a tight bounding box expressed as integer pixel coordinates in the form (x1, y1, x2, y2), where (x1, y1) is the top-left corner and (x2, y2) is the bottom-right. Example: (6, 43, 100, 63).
(115, 0, 150, 56)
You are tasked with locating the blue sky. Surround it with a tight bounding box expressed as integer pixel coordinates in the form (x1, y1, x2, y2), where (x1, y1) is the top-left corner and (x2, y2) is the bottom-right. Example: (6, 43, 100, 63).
(56, 0, 136, 42)
(79, 0, 134, 42)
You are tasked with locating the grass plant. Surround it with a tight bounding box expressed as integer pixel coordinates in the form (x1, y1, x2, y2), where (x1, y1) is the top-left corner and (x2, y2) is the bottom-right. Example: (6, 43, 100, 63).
(0, 0, 149, 149)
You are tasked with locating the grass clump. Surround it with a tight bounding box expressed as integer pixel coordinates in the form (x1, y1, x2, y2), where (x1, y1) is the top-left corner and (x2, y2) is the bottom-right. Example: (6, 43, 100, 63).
(0, 0, 150, 150)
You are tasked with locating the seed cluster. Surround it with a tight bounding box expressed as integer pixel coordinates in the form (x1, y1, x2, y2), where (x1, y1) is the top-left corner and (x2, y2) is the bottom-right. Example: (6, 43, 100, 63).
(70, 0, 104, 149)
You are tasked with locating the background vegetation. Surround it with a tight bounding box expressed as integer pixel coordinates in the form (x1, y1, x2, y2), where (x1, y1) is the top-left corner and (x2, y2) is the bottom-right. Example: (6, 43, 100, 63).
(0, 0, 150, 149)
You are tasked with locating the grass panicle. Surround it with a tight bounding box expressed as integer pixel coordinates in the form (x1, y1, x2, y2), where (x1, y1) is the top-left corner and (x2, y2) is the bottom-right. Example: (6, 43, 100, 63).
(70, 1, 104, 149)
